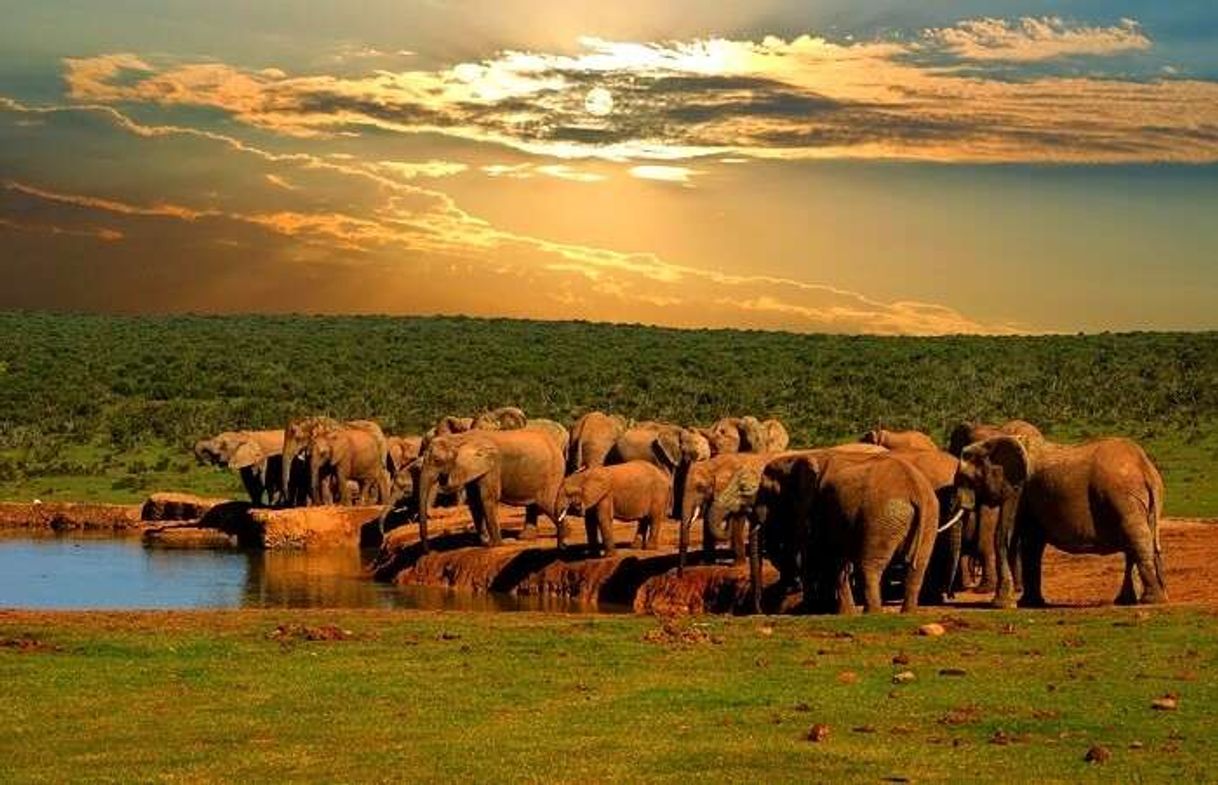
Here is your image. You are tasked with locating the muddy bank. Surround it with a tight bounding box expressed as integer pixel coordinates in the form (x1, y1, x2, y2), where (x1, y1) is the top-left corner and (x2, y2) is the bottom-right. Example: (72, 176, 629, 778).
(0, 501, 143, 532)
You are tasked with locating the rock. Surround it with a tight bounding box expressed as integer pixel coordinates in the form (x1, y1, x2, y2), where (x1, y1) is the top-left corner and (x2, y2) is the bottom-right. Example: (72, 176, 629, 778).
(1151, 694, 1179, 711)
(938, 667, 968, 677)
(806, 723, 830, 742)
(892, 670, 916, 684)
(0, 501, 142, 532)
(990, 729, 1011, 746)
(1129, 741, 1144, 750)
(918, 623, 947, 637)
(140, 492, 231, 522)
(892, 652, 911, 665)
(249, 505, 385, 549)
(143, 525, 239, 549)
(1084, 745, 1112, 764)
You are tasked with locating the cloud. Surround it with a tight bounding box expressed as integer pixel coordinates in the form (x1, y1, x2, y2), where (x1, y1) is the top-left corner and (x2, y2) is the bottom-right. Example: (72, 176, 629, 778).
(57, 18, 1218, 164)
(629, 165, 700, 184)
(924, 16, 1151, 62)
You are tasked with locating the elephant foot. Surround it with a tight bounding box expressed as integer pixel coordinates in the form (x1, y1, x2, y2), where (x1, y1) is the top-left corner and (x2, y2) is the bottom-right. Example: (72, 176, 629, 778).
(519, 525, 539, 541)
(1139, 590, 1169, 605)
(990, 594, 1017, 610)
(900, 602, 921, 614)
(629, 535, 644, 550)
(1017, 594, 1048, 609)
(974, 580, 996, 595)
(1114, 589, 1139, 606)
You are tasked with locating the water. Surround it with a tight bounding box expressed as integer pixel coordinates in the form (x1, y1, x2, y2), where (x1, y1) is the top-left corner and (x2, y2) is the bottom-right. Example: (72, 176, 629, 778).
(0, 534, 596, 612)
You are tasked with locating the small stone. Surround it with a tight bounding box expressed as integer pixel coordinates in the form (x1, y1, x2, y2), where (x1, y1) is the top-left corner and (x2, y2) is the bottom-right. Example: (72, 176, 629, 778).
(807, 723, 830, 742)
(436, 630, 461, 641)
(758, 625, 774, 637)
(892, 670, 916, 684)
(918, 623, 946, 637)
(793, 702, 812, 713)
(1085, 745, 1112, 764)
(1129, 741, 1144, 750)
(990, 729, 1010, 746)
(892, 652, 911, 665)
(1151, 694, 1179, 711)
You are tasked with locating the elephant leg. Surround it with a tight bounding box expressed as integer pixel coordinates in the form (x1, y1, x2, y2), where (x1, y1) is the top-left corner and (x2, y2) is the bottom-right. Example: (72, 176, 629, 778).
(584, 511, 600, 557)
(466, 482, 488, 543)
(1016, 529, 1047, 608)
(1115, 553, 1139, 606)
(239, 466, 264, 507)
(836, 562, 859, 615)
(1130, 538, 1168, 605)
(480, 481, 504, 547)
(860, 561, 884, 614)
(730, 515, 747, 566)
(597, 498, 616, 557)
(521, 504, 540, 541)
(644, 497, 666, 550)
(991, 501, 1020, 609)
(976, 507, 998, 594)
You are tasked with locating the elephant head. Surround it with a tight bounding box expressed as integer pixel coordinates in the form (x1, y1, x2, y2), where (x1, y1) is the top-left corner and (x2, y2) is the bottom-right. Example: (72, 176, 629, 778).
(436, 416, 474, 436)
(281, 417, 340, 505)
(193, 438, 222, 465)
(416, 434, 498, 550)
(954, 435, 1031, 605)
(652, 425, 710, 519)
(677, 460, 716, 574)
(709, 416, 769, 455)
(229, 440, 266, 471)
(559, 470, 608, 516)
(473, 406, 527, 431)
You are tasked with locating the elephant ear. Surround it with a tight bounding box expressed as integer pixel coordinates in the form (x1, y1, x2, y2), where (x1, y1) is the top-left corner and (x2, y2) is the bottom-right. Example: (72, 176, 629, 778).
(230, 441, 264, 470)
(652, 429, 682, 470)
(579, 471, 613, 509)
(860, 429, 879, 445)
(739, 416, 765, 452)
(718, 465, 762, 515)
(681, 429, 711, 462)
(449, 438, 496, 487)
(763, 420, 789, 452)
(986, 435, 1030, 489)
(497, 407, 527, 430)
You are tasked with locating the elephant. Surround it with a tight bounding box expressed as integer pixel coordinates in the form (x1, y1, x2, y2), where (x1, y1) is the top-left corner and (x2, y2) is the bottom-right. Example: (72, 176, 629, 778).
(609, 421, 710, 519)
(560, 461, 671, 556)
(860, 428, 938, 452)
(308, 425, 392, 506)
(417, 429, 566, 550)
(472, 406, 528, 431)
(386, 436, 423, 482)
(708, 416, 789, 455)
(715, 446, 941, 614)
(567, 411, 628, 474)
(526, 419, 571, 460)
(193, 429, 285, 507)
(281, 417, 387, 507)
(954, 434, 1167, 608)
(677, 451, 771, 574)
(946, 420, 1043, 592)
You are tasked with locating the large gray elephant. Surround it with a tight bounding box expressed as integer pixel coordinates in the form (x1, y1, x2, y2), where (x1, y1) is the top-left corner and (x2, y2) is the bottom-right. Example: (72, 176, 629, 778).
(946, 420, 1043, 592)
(677, 451, 771, 574)
(281, 417, 387, 507)
(193, 429, 284, 507)
(416, 429, 566, 550)
(308, 426, 391, 506)
(713, 446, 944, 614)
(954, 434, 1167, 608)
(708, 416, 789, 455)
(567, 411, 628, 474)
(609, 421, 709, 519)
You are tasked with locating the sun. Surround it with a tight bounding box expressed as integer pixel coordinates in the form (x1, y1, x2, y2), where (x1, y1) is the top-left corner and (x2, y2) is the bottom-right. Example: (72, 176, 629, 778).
(583, 87, 615, 117)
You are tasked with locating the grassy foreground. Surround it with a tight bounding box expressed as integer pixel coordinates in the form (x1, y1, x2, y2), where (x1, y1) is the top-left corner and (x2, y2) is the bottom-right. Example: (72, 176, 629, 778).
(1, 607, 1213, 783)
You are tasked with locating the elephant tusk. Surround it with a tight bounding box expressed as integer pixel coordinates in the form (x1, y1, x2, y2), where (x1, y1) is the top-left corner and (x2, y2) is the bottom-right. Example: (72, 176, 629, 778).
(691, 505, 702, 524)
(938, 508, 966, 534)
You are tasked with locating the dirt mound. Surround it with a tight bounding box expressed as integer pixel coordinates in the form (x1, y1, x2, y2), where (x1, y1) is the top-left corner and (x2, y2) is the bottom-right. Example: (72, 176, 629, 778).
(249, 506, 385, 550)
(140, 493, 232, 522)
(268, 623, 351, 643)
(0, 501, 142, 532)
(0, 636, 62, 653)
(633, 564, 782, 615)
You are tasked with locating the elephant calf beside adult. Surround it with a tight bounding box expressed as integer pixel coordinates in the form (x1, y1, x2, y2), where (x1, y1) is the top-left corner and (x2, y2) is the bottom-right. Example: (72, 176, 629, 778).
(281, 417, 389, 507)
(416, 428, 567, 550)
(954, 434, 1167, 608)
(560, 461, 671, 556)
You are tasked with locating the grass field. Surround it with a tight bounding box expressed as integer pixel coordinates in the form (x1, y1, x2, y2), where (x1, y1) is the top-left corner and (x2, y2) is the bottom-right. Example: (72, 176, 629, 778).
(1, 607, 1213, 783)
(1, 313, 1216, 515)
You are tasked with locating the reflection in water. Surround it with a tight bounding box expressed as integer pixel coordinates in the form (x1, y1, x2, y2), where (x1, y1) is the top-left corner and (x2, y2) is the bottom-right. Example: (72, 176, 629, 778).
(0, 535, 604, 612)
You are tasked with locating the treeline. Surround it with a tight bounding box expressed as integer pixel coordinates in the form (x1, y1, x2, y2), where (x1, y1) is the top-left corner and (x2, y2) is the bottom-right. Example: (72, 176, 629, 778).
(2, 313, 1216, 454)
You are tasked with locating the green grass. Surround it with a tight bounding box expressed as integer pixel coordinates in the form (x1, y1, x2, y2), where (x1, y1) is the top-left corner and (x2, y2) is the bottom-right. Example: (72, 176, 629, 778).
(1, 313, 1216, 514)
(1, 608, 1214, 783)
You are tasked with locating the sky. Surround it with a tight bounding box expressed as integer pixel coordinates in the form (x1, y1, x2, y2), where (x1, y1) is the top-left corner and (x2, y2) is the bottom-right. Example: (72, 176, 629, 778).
(1, 1, 1216, 334)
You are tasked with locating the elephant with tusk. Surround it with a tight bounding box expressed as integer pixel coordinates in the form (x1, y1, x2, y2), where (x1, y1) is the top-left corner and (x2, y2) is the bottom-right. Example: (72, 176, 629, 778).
(677, 452, 772, 575)
(560, 461, 672, 556)
(955, 434, 1167, 608)
(193, 429, 285, 507)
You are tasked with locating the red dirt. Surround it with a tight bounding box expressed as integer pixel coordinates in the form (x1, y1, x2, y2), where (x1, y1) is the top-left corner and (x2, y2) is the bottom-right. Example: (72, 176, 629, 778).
(0, 501, 142, 532)
(140, 493, 231, 522)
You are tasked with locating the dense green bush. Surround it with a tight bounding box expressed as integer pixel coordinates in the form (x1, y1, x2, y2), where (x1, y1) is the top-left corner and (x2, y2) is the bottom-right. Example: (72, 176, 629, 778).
(1, 313, 1216, 450)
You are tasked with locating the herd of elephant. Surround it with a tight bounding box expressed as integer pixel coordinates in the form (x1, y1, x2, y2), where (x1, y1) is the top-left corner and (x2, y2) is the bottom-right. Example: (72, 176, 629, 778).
(195, 409, 1168, 615)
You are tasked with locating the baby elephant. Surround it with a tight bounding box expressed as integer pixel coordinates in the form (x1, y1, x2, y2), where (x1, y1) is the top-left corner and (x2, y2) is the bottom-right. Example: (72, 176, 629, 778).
(561, 461, 672, 557)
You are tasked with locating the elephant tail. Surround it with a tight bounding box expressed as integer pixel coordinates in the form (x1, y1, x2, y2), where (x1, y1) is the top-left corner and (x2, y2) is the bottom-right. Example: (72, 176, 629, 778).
(1148, 480, 1166, 592)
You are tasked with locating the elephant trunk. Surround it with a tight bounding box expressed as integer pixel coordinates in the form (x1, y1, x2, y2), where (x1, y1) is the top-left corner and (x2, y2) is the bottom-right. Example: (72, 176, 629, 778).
(749, 519, 763, 614)
(193, 440, 216, 465)
(705, 499, 733, 543)
(281, 435, 299, 506)
(416, 467, 441, 552)
(677, 499, 702, 576)
(309, 451, 323, 506)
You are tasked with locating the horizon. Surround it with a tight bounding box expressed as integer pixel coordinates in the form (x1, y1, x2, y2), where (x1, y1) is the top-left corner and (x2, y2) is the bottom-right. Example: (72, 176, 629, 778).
(3, 2, 1217, 335)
